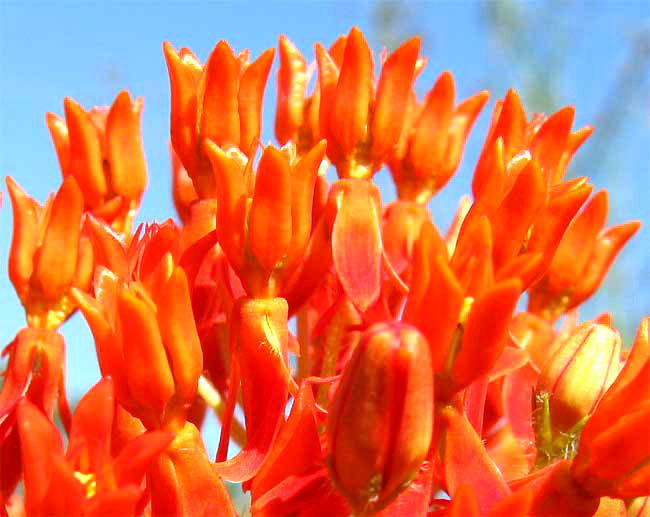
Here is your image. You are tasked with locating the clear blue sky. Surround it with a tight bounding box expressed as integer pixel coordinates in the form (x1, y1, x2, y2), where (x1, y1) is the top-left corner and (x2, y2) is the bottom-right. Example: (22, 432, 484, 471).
(1, 2, 648, 454)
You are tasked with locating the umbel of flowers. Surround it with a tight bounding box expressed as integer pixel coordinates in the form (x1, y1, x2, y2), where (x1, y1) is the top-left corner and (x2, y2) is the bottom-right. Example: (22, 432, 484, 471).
(1, 27, 647, 517)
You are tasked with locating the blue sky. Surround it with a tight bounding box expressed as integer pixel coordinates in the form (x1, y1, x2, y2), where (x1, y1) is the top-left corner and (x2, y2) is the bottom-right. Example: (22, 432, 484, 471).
(1, 1, 648, 455)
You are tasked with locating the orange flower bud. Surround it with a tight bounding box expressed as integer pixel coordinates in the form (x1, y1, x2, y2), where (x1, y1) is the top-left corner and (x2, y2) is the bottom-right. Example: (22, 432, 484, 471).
(536, 323, 622, 438)
(316, 28, 421, 179)
(47, 92, 147, 234)
(164, 40, 275, 198)
(203, 139, 326, 298)
(528, 191, 640, 321)
(6, 176, 86, 328)
(388, 72, 488, 204)
(327, 322, 433, 513)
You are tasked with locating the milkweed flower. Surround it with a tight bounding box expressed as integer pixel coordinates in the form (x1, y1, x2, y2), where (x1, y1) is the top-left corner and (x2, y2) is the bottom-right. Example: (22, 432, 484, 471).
(203, 139, 327, 300)
(46, 92, 147, 234)
(6, 176, 91, 328)
(16, 377, 175, 517)
(71, 221, 202, 430)
(164, 40, 275, 198)
(388, 71, 489, 204)
(528, 191, 640, 321)
(315, 28, 421, 179)
(456, 90, 595, 291)
(0, 328, 69, 500)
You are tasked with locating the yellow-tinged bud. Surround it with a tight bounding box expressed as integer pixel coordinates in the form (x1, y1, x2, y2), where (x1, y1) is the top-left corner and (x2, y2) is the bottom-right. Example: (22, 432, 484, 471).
(534, 322, 622, 466)
(326, 322, 434, 514)
(538, 322, 622, 431)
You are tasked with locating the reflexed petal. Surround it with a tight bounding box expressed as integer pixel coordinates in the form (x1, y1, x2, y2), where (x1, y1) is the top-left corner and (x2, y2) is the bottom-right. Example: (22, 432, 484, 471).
(331, 181, 382, 312)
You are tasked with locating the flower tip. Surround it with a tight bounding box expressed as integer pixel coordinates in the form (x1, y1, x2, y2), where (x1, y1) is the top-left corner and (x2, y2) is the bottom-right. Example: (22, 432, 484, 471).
(5, 175, 20, 192)
(476, 90, 490, 105)
(162, 41, 179, 64)
(63, 96, 81, 113)
(114, 90, 133, 106)
(347, 26, 365, 40)
(440, 69, 454, 84)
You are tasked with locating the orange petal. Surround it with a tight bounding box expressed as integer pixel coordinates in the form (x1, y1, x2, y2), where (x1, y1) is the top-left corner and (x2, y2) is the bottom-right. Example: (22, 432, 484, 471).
(529, 107, 574, 181)
(106, 91, 147, 200)
(409, 71, 455, 180)
(215, 298, 290, 482)
(63, 98, 107, 207)
(156, 267, 203, 409)
(163, 42, 201, 176)
(548, 190, 608, 290)
(330, 28, 373, 155)
(118, 288, 175, 415)
(450, 279, 521, 395)
(66, 377, 114, 474)
(573, 220, 640, 305)
(46, 112, 71, 177)
(448, 484, 480, 517)
(287, 140, 327, 266)
(491, 88, 527, 161)
(315, 43, 340, 156)
(471, 136, 506, 205)
(202, 140, 246, 271)
(404, 249, 463, 374)
(441, 405, 511, 515)
(197, 40, 240, 149)
(239, 48, 275, 155)
(491, 159, 546, 270)
(6, 177, 39, 296)
(17, 399, 65, 514)
(85, 214, 129, 280)
(526, 177, 592, 276)
(249, 147, 292, 274)
(370, 37, 420, 159)
(150, 422, 236, 516)
(554, 126, 593, 183)
(35, 175, 83, 300)
(112, 430, 175, 487)
(443, 90, 489, 179)
(275, 36, 308, 145)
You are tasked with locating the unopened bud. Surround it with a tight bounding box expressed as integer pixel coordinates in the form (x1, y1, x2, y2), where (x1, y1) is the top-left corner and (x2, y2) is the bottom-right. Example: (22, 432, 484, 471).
(537, 322, 622, 433)
(327, 322, 433, 513)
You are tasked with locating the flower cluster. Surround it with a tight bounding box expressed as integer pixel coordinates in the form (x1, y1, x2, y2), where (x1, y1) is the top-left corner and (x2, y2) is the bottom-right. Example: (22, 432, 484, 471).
(1, 28, 647, 517)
